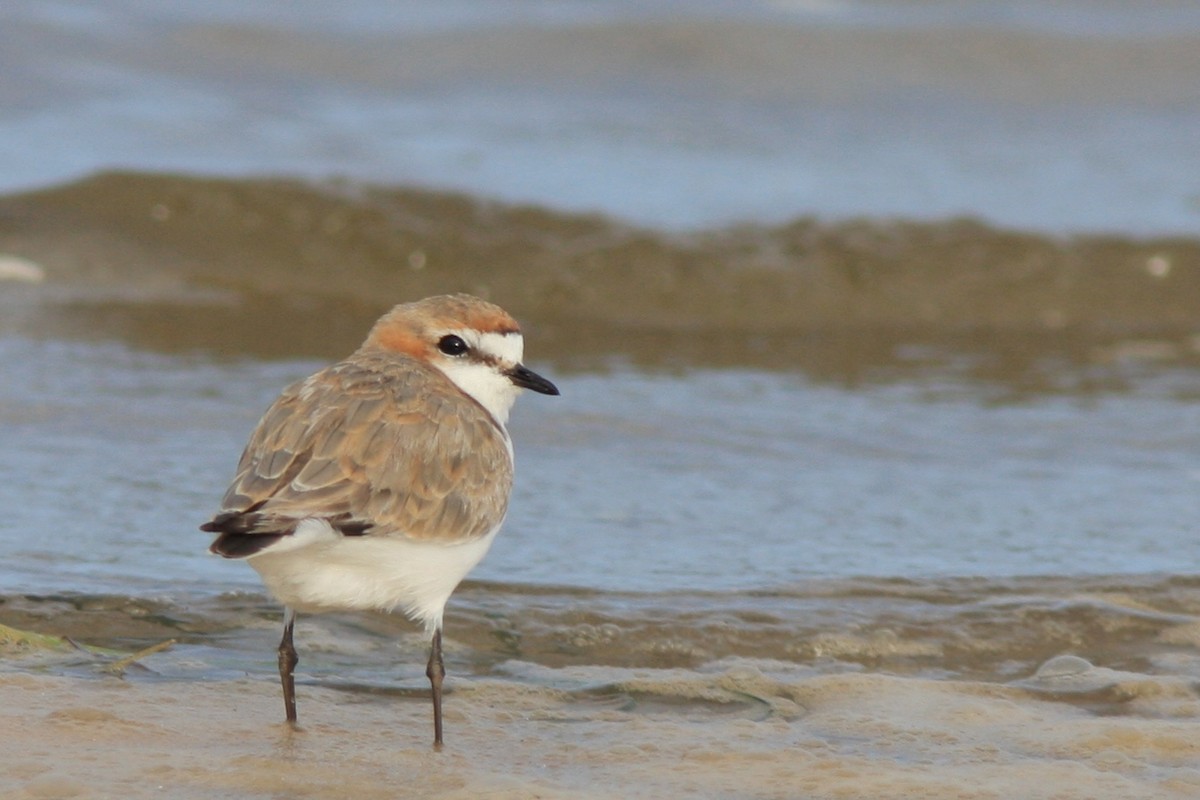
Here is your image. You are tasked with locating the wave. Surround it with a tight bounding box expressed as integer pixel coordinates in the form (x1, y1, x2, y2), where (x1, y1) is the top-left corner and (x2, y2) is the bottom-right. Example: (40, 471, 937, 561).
(2, 171, 1198, 378)
(4, 573, 1197, 686)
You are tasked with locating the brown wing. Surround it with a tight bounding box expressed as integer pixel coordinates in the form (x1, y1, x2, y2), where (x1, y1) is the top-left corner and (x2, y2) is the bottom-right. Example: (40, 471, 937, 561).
(203, 351, 513, 556)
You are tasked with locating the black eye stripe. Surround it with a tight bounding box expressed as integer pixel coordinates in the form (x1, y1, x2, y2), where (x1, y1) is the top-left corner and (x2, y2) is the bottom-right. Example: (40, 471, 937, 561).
(437, 335, 469, 356)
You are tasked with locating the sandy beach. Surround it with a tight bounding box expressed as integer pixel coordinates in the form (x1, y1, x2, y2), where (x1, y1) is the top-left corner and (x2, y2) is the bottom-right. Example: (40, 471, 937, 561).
(3, 653, 1199, 799)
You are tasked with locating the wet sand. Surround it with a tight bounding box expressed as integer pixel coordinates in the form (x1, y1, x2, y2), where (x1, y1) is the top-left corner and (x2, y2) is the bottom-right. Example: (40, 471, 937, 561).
(3, 662, 1198, 800)
(6, 577, 1198, 799)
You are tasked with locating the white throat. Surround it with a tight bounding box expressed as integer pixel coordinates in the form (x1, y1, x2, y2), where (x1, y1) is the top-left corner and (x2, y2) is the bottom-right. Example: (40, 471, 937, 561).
(436, 331, 524, 427)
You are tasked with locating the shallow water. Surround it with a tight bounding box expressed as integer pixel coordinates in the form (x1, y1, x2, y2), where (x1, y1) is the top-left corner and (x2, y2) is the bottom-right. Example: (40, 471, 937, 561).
(5, 665, 1196, 800)
(3, 331, 1198, 598)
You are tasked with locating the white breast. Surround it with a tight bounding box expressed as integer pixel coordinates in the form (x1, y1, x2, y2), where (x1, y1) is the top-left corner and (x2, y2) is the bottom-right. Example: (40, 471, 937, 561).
(245, 518, 503, 634)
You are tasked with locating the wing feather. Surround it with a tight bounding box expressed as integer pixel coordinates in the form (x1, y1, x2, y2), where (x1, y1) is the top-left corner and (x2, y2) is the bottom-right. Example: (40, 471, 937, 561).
(204, 351, 513, 555)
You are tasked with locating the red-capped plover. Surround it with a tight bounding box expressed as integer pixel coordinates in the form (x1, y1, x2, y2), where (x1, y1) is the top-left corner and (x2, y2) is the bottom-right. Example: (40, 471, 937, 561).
(202, 293, 559, 747)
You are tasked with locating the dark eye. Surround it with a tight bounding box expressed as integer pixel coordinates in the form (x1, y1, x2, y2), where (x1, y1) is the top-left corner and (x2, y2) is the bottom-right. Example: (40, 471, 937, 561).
(437, 335, 469, 356)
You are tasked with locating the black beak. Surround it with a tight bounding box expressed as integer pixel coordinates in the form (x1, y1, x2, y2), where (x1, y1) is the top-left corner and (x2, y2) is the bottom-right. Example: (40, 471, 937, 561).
(508, 364, 560, 396)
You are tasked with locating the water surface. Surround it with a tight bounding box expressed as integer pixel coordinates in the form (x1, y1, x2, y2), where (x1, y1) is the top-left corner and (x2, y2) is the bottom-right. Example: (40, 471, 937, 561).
(3, 0, 1200, 232)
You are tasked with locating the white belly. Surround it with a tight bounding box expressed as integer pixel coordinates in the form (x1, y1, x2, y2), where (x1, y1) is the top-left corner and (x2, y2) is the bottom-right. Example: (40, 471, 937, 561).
(245, 518, 501, 633)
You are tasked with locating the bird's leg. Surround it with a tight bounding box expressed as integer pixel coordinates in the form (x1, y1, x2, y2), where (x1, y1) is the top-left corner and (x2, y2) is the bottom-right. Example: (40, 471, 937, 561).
(278, 608, 298, 725)
(426, 626, 446, 749)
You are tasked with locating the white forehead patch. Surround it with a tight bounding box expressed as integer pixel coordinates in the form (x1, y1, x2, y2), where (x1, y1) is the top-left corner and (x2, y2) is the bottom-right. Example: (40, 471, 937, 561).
(473, 330, 524, 365)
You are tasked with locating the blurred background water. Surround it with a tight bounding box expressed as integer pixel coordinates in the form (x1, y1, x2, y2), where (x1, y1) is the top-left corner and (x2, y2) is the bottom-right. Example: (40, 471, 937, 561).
(3, 0, 1200, 233)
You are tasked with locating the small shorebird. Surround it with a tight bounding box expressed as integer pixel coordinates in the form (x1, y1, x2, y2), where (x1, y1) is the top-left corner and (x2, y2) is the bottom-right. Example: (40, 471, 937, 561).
(201, 294, 558, 747)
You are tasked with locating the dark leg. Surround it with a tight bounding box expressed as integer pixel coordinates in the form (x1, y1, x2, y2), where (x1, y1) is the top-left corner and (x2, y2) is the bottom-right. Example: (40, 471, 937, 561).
(425, 627, 445, 748)
(278, 608, 298, 725)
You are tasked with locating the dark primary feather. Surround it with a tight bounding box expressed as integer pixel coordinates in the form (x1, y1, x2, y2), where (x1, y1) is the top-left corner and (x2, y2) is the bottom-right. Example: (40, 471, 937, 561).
(208, 531, 286, 558)
(204, 510, 371, 557)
